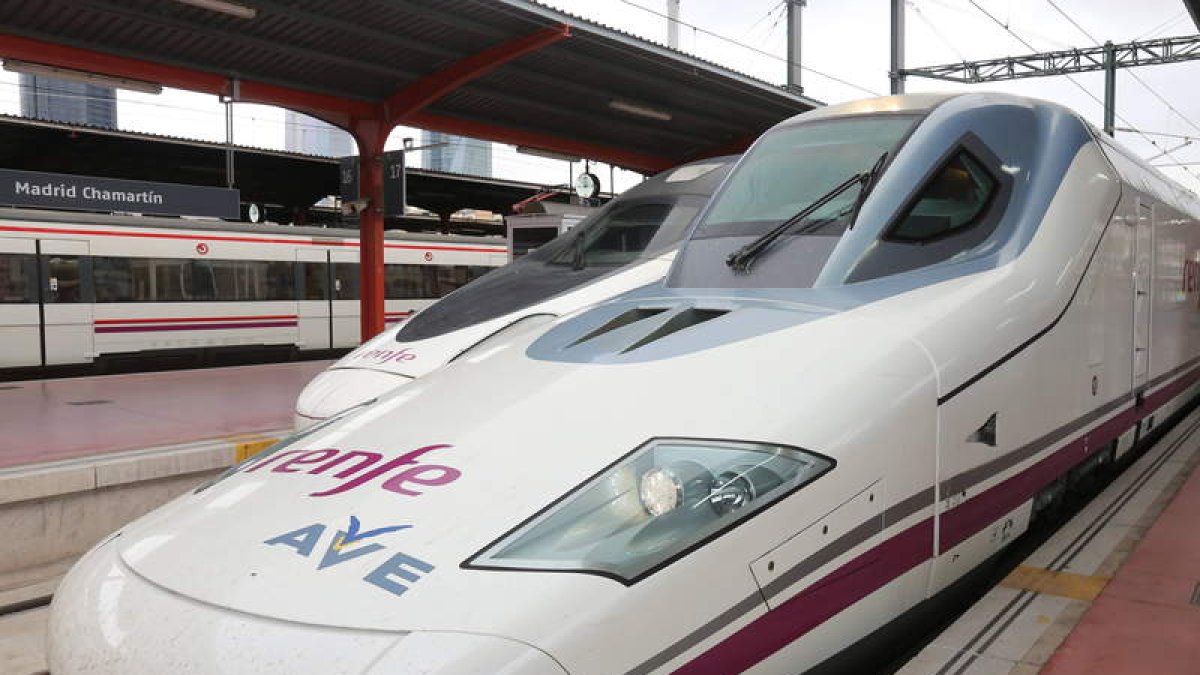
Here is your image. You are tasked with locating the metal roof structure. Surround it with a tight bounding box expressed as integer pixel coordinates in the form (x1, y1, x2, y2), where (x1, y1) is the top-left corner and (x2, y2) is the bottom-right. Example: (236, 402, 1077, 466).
(0, 0, 818, 173)
(1188, 1, 1200, 31)
(0, 0, 820, 338)
(0, 114, 578, 231)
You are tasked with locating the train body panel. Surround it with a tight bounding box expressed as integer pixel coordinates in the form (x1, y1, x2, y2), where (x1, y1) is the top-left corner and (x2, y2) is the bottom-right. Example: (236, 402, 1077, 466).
(48, 94, 1200, 674)
(0, 210, 506, 372)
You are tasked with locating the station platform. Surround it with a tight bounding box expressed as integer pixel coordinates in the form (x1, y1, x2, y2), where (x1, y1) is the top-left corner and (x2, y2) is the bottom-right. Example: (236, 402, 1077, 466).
(901, 404, 1200, 675)
(0, 360, 329, 470)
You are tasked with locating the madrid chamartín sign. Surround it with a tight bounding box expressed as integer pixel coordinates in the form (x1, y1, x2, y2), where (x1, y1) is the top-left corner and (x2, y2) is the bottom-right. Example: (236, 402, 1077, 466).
(0, 168, 240, 219)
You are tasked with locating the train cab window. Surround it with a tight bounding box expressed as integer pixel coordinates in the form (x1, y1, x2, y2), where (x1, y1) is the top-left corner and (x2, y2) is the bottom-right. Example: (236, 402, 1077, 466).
(578, 204, 672, 266)
(886, 151, 996, 242)
(0, 253, 36, 303)
(44, 256, 84, 303)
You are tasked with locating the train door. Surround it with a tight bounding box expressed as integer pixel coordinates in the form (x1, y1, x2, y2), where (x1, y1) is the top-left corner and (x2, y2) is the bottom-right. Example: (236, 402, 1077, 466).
(0, 237, 40, 368)
(41, 239, 94, 365)
(330, 250, 361, 347)
(297, 249, 331, 351)
(1132, 202, 1153, 396)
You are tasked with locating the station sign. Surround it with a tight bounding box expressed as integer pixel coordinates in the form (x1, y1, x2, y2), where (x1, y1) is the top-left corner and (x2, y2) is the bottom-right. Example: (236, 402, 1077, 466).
(382, 150, 406, 218)
(0, 168, 239, 219)
(338, 152, 406, 219)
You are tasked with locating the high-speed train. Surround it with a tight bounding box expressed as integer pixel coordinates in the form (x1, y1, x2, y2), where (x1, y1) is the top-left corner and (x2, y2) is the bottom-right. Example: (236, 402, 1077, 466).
(49, 92, 1200, 674)
(294, 156, 735, 428)
(0, 209, 505, 375)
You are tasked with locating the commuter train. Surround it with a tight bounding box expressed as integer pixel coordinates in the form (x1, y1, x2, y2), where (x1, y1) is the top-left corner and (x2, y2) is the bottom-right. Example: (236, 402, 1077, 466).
(49, 93, 1200, 674)
(295, 156, 735, 428)
(0, 209, 506, 374)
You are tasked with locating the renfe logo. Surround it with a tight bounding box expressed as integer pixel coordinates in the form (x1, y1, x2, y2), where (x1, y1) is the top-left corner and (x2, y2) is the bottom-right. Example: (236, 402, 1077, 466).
(241, 444, 461, 497)
(353, 347, 417, 364)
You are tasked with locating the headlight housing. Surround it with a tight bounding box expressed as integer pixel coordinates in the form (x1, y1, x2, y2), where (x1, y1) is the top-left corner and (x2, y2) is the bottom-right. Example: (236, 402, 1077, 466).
(465, 438, 833, 584)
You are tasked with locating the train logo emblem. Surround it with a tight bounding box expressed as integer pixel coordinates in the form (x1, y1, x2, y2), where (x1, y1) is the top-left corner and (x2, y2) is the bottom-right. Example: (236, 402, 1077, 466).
(424, 251, 433, 262)
(195, 242, 210, 255)
(264, 515, 432, 597)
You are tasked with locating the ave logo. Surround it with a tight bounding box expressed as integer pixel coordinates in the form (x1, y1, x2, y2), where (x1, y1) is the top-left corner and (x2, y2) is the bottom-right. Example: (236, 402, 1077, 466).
(264, 515, 433, 597)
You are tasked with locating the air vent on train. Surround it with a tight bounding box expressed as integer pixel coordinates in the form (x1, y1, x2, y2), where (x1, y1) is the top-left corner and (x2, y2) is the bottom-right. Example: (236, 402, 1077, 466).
(569, 308, 668, 347)
(621, 308, 729, 353)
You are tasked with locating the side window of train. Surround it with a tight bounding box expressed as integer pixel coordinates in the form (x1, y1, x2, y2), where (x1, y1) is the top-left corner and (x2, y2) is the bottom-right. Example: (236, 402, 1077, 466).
(93, 257, 136, 302)
(44, 255, 88, 303)
(0, 253, 37, 303)
(333, 263, 360, 300)
(300, 262, 328, 300)
(384, 264, 429, 299)
(886, 150, 997, 243)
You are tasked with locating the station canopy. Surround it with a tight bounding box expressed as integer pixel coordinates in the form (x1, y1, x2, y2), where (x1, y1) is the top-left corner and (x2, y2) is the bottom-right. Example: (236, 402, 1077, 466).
(0, 0, 822, 173)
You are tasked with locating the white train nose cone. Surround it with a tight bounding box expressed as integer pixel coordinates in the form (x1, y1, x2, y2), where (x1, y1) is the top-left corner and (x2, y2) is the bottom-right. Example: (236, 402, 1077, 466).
(48, 538, 566, 675)
(294, 367, 412, 429)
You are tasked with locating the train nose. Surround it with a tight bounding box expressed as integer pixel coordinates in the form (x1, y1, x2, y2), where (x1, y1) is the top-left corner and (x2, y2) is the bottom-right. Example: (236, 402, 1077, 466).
(293, 367, 413, 429)
(48, 538, 566, 675)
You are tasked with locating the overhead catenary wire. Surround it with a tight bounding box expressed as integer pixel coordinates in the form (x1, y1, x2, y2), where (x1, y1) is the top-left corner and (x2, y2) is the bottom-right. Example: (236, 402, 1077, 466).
(611, 0, 882, 97)
(909, 0, 967, 62)
(1039, 0, 1200, 182)
(962, 0, 1198, 188)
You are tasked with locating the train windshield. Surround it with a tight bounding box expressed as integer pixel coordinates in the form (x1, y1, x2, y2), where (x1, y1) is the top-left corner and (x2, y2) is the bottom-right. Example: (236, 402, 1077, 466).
(395, 194, 709, 343)
(670, 115, 921, 288)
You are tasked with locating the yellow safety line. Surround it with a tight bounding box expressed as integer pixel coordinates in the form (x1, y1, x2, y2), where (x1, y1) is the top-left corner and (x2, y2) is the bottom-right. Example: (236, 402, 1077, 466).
(232, 436, 280, 463)
(999, 565, 1111, 601)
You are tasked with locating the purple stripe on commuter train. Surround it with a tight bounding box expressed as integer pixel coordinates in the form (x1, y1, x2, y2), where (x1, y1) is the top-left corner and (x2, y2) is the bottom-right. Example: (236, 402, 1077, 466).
(94, 321, 297, 333)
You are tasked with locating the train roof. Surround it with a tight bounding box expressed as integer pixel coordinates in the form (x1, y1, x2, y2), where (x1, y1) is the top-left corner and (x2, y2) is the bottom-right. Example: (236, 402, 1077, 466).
(0, 206, 508, 247)
(614, 155, 739, 201)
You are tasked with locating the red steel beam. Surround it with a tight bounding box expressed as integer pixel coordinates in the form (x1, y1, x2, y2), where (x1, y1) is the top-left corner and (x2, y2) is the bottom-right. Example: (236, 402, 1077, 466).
(350, 117, 388, 341)
(407, 110, 676, 173)
(384, 25, 570, 124)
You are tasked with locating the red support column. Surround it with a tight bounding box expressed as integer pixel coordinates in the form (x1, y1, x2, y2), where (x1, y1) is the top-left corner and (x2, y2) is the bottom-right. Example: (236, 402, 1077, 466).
(350, 117, 387, 342)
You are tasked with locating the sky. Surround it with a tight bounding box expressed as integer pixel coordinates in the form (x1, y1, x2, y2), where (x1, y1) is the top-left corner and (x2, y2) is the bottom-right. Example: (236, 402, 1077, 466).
(0, 0, 1197, 196)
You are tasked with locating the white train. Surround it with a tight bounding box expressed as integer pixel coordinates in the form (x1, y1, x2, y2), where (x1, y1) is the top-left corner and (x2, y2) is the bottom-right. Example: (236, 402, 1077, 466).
(48, 93, 1200, 674)
(0, 209, 506, 374)
(294, 156, 736, 428)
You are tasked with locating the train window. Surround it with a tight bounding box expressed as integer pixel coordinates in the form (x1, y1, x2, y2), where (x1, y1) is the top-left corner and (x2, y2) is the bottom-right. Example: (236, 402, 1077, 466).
(0, 253, 36, 303)
(191, 260, 296, 302)
(385, 264, 430, 299)
(93, 257, 135, 302)
(44, 255, 85, 303)
(578, 203, 672, 266)
(333, 263, 360, 300)
(154, 259, 193, 302)
(301, 262, 328, 300)
(265, 261, 295, 301)
(433, 266, 471, 296)
(886, 150, 997, 242)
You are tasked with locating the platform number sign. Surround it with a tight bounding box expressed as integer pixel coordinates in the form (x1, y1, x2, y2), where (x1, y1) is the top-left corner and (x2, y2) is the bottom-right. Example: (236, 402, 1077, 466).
(382, 150, 406, 218)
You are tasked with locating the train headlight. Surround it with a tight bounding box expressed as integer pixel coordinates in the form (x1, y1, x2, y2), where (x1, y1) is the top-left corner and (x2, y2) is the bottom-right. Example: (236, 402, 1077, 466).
(466, 438, 834, 583)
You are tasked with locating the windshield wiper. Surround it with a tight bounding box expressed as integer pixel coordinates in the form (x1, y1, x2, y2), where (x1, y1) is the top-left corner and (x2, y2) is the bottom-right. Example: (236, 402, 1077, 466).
(725, 151, 889, 274)
(846, 151, 888, 231)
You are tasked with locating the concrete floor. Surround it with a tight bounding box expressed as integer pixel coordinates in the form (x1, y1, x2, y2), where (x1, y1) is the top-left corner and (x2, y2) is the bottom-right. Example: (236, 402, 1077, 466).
(0, 605, 48, 675)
